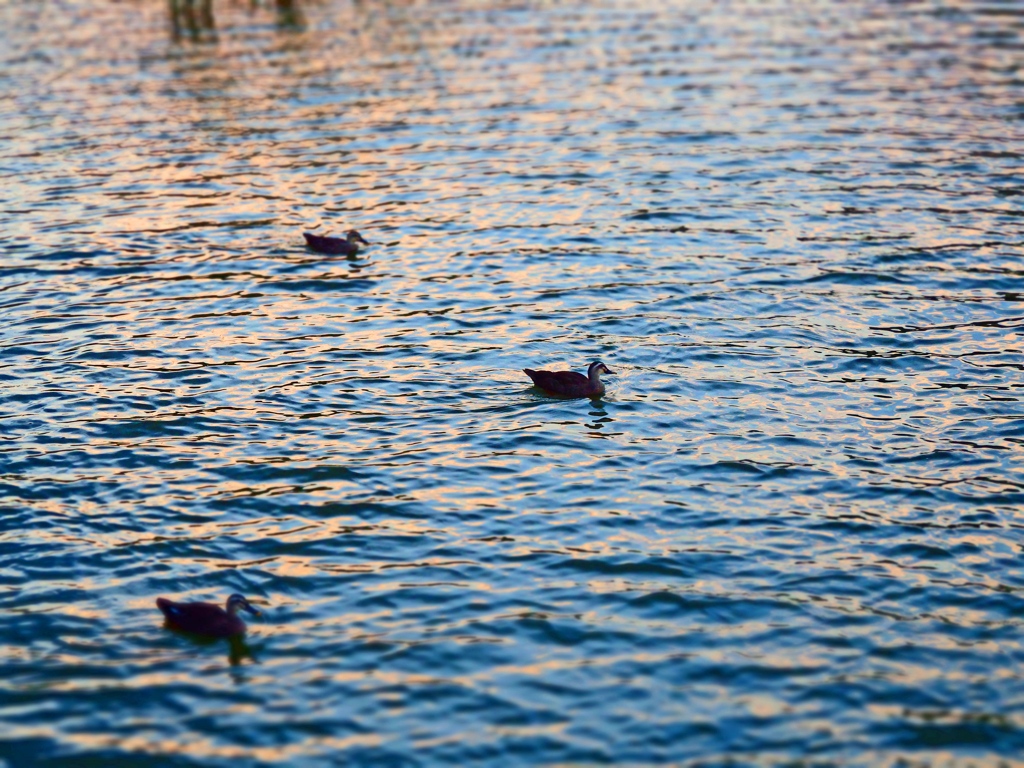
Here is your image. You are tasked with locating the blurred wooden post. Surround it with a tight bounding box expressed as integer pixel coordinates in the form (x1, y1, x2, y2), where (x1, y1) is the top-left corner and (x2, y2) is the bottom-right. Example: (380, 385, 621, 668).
(170, 0, 302, 39)
(169, 0, 216, 42)
(275, 0, 304, 28)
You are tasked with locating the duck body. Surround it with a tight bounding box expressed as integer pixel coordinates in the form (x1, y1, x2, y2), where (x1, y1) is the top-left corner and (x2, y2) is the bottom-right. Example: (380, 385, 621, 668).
(303, 229, 369, 256)
(524, 361, 614, 399)
(156, 593, 261, 638)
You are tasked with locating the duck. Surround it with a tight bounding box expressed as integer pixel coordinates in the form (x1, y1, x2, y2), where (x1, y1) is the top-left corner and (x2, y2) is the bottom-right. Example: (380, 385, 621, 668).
(303, 229, 370, 256)
(156, 593, 261, 638)
(523, 361, 614, 399)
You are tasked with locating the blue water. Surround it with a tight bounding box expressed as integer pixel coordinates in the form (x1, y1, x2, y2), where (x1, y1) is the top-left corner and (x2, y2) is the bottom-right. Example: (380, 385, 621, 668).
(2, 0, 1023, 764)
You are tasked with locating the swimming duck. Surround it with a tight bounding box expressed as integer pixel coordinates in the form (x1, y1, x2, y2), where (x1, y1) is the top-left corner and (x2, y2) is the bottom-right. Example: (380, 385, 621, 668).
(524, 361, 614, 399)
(303, 229, 370, 256)
(156, 593, 261, 638)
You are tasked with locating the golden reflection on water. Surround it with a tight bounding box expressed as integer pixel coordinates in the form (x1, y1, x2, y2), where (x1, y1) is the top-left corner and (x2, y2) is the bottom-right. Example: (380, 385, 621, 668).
(52, 728, 384, 762)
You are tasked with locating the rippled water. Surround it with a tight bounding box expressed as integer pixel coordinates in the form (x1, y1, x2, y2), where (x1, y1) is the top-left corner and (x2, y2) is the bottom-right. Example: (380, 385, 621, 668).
(3, 0, 1024, 764)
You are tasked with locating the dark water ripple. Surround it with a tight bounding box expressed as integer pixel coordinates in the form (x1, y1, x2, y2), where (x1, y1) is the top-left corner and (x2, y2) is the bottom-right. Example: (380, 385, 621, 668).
(3, 0, 1024, 765)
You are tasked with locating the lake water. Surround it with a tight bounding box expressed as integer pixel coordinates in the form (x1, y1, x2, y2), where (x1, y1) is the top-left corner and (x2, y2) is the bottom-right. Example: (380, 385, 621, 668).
(2, 0, 1024, 765)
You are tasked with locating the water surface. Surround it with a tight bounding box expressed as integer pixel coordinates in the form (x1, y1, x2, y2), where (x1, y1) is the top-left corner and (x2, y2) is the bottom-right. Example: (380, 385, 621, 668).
(2, 0, 1024, 765)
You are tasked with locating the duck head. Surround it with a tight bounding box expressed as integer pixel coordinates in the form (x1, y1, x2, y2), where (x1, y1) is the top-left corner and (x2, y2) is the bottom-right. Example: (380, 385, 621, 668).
(226, 594, 261, 617)
(588, 361, 613, 380)
(346, 230, 370, 246)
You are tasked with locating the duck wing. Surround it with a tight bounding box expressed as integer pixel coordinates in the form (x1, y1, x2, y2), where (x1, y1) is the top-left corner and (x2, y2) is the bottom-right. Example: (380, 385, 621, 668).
(303, 232, 355, 255)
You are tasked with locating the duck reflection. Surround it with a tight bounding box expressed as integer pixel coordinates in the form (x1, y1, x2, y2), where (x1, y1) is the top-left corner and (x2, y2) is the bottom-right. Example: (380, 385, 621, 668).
(162, 625, 258, 666)
(586, 400, 614, 438)
(227, 634, 256, 666)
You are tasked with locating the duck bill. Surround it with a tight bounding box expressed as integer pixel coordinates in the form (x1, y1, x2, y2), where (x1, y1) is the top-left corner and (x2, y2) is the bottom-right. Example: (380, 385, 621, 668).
(244, 604, 261, 616)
